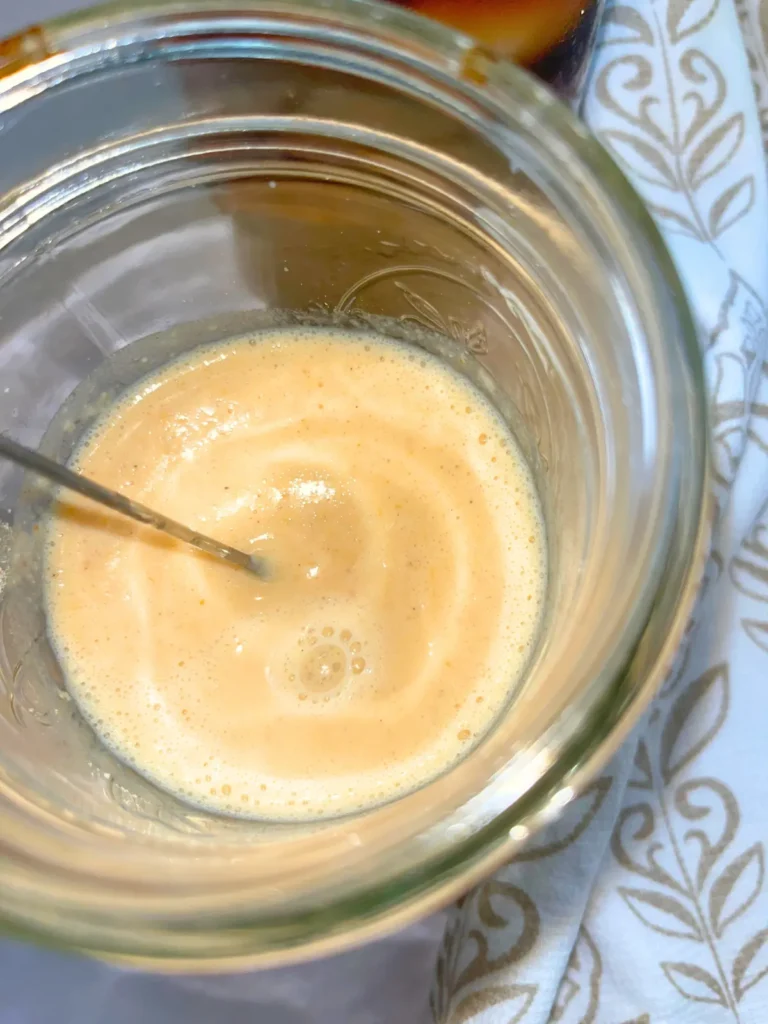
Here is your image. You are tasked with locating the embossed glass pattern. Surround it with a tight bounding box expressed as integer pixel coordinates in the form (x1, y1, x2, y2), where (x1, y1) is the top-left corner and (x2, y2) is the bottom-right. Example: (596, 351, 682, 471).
(0, 0, 708, 967)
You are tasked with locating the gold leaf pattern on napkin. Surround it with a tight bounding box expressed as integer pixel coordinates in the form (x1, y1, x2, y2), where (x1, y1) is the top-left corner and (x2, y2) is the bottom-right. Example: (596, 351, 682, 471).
(667, 0, 721, 43)
(549, 928, 602, 1023)
(731, 512, 768, 652)
(604, 660, 768, 1019)
(737, 0, 768, 150)
(732, 927, 768, 999)
(432, 1, 768, 1020)
(431, 775, 615, 1021)
(595, 3, 755, 248)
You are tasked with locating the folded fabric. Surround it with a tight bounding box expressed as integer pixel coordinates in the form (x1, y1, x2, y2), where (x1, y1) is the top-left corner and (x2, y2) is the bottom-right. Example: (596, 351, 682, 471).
(432, 1, 768, 1021)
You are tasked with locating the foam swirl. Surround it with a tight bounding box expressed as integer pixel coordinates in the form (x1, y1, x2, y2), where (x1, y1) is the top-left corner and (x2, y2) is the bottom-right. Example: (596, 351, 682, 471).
(46, 329, 546, 819)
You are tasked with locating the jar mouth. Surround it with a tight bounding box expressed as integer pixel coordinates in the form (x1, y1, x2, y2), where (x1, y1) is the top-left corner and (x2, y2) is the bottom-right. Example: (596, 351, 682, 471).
(0, 0, 710, 967)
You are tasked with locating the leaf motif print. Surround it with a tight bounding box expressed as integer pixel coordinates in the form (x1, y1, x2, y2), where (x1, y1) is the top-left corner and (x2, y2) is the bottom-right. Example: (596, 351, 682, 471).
(619, 887, 704, 939)
(674, 778, 739, 892)
(603, 5, 654, 47)
(661, 961, 728, 1004)
(612, 803, 687, 894)
(731, 512, 768, 652)
(688, 114, 746, 189)
(660, 665, 729, 784)
(678, 49, 727, 148)
(595, 3, 750, 249)
(733, 928, 768, 1001)
(550, 927, 602, 1024)
(667, 0, 722, 43)
(516, 778, 612, 862)
(450, 984, 536, 1024)
(602, 130, 678, 186)
(709, 844, 765, 937)
(628, 740, 654, 791)
(742, 619, 768, 652)
(709, 175, 756, 237)
(731, 522, 768, 602)
(644, 202, 704, 238)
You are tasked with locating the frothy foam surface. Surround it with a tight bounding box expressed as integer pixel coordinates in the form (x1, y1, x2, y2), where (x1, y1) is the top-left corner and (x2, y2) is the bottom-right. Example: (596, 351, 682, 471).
(46, 329, 546, 819)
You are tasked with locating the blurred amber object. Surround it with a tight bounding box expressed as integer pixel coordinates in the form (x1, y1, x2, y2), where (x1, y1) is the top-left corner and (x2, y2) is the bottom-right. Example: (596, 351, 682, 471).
(0, 26, 50, 77)
(387, 0, 601, 101)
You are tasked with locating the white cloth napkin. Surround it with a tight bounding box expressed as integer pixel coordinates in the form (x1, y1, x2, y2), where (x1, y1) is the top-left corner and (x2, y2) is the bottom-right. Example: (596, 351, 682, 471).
(432, 1, 768, 1021)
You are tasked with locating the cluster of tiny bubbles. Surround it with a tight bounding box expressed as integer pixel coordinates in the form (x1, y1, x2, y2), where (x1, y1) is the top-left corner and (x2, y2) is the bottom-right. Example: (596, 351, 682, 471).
(284, 624, 366, 703)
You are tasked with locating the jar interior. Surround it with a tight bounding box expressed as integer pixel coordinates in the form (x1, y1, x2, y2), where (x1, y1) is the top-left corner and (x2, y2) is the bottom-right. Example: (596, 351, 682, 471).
(0, 19, 678, 924)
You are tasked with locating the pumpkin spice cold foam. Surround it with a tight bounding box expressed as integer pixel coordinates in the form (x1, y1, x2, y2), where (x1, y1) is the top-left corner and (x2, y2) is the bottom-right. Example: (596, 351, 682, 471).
(45, 328, 546, 820)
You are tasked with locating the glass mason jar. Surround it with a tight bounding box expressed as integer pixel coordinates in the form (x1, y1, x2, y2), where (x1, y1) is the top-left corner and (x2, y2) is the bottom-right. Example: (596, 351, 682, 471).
(0, 0, 709, 969)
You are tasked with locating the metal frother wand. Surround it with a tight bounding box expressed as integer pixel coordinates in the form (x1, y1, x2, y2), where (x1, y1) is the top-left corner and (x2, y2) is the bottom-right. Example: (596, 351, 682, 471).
(0, 435, 271, 579)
